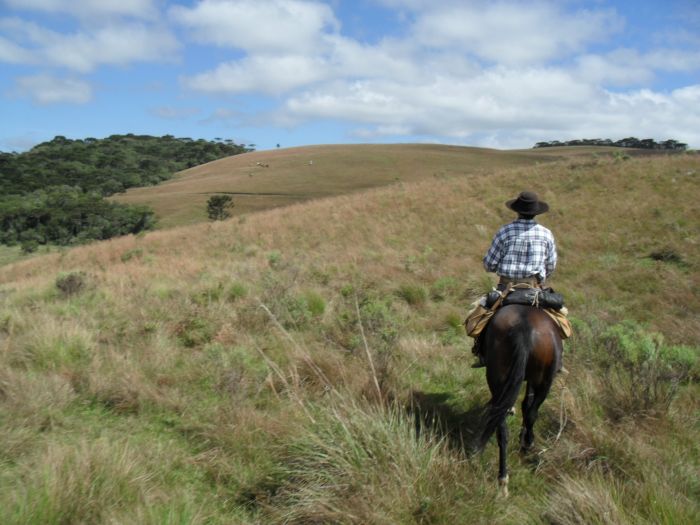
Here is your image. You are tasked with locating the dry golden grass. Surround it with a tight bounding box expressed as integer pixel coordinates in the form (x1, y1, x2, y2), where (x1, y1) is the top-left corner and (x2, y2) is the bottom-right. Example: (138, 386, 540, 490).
(111, 143, 632, 228)
(1, 148, 698, 524)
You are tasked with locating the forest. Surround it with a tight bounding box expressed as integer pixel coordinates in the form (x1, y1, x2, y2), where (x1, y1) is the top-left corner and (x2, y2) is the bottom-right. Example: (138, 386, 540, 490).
(534, 137, 688, 150)
(0, 135, 250, 251)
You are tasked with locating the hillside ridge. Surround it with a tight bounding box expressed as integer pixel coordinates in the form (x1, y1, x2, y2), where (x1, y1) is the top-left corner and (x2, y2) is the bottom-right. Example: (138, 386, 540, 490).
(112, 142, 638, 228)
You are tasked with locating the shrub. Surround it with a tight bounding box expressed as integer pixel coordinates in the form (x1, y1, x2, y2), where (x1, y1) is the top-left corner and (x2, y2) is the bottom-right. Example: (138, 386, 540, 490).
(55, 271, 88, 297)
(595, 321, 697, 417)
(267, 251, 282, 268)
(20, 240, 39, 254)
(358, 295, 400, 347)
(304, 291, 326, 317)
(207, 194, 234, 221)
(226, 282, 248, 302)
(396, 283, 427, 307)
(176, 316, 216, 348)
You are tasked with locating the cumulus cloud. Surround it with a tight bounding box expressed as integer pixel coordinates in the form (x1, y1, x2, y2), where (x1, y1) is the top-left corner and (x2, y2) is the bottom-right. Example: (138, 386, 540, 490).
(2, 0, 699, 149)
(14, 74, 92, 104)
(280, 67, 700, 148)
(411, 2, 622, 65)
(170, 0, 338, 54)
(171, 0, 699, 147)
(0, 17, 179, 72)
(184, 54, 329, 95)
(283, 67, 596, 135)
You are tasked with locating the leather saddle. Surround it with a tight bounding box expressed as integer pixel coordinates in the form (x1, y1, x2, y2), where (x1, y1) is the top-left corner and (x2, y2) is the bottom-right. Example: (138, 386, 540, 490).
(485, 287, 564, 310)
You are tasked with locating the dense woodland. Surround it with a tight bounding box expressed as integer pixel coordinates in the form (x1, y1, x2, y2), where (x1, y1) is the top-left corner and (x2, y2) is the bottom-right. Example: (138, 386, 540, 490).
(0, 135, 250, 250)
(534, 137, 688, 150)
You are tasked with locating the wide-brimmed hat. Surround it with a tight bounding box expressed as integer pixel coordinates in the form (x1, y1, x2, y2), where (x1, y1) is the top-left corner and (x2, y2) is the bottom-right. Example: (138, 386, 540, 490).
(506, 191, 549, 215)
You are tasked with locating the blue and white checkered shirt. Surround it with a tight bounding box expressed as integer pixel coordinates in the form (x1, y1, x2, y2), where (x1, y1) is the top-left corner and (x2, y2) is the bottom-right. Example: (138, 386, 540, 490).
(483, 219, 557, 282)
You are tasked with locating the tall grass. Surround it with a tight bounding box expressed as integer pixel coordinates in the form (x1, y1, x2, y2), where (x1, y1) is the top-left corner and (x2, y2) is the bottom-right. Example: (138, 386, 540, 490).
(0, 153, 698, 523)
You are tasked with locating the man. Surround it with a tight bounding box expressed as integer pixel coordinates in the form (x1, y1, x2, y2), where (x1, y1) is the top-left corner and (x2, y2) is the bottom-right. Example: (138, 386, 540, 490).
(472, 190, 557, 367)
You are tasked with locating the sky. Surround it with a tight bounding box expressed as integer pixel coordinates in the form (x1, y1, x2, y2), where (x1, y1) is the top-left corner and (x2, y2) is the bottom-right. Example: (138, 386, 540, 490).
(1, 0, 699, 152)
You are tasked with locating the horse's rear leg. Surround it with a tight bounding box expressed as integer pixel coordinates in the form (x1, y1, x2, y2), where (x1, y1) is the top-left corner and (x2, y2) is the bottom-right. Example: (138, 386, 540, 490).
(496, 419, 509, 497)
(519, 383, 535, 451)
(520, 379, 552, 452)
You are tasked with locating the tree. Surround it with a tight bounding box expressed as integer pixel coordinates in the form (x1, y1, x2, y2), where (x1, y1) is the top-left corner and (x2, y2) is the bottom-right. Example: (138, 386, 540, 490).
(207, 195, 234, 221)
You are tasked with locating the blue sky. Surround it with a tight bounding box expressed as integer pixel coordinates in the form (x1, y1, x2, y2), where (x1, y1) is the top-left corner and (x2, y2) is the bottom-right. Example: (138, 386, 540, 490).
(1, 0, 699, 152)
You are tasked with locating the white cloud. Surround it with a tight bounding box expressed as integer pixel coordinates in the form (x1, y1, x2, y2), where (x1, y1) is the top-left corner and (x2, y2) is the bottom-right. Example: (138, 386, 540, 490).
(0, 34, 35, 63)
(14, 74, 93, 104)
(278, 66, 700, 148)
(575, 48, 700, 87)
(171, 0, 338, 54)
(170, 1, 700, 148)
(411, 2, 622, 64)
(184, 54, 329, 95)
(1, 0, 158, 20)
(0, 17, 179, 72)
(2, 0, 699, 148)
(575, 50, 654, 87)
(41, 23, 179, 72)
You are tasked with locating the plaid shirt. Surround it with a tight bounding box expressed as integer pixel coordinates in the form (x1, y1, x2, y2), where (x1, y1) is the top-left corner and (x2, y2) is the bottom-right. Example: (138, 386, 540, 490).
(483, 219, 557, 281)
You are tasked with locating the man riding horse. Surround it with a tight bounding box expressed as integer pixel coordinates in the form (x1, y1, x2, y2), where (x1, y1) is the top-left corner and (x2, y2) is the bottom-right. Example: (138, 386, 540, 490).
(472, 190, 557, 368)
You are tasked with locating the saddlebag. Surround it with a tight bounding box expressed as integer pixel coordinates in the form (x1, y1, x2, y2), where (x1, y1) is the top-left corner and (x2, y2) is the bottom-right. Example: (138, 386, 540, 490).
(485, 287, 564, 310)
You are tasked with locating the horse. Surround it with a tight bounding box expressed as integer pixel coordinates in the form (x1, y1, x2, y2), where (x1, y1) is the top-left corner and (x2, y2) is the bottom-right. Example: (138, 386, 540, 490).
(478, 303, 563, 496)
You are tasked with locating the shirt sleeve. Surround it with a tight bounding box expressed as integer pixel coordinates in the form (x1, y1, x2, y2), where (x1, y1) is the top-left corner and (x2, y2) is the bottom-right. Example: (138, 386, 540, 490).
(483, 229, 504, 273)
(545, 235, 557, 276)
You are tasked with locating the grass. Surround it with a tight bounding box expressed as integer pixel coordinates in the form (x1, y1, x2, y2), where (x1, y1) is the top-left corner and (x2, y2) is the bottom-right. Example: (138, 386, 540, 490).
(0, 149, 699, 523)
(111, 143, 641, 229)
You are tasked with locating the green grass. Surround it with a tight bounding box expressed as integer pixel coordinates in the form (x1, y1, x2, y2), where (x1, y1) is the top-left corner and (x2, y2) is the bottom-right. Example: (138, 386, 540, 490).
(1, 149, 699, 523)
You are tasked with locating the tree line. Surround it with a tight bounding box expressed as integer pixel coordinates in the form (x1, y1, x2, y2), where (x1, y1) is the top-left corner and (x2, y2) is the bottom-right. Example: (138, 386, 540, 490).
(533, 137, 688, 150)
(0, 134, 251, 251)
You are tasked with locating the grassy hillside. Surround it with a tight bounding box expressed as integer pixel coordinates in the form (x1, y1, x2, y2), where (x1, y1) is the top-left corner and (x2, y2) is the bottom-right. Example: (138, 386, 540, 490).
(1, 151, 699, 523)
(112, 143, 633, 228)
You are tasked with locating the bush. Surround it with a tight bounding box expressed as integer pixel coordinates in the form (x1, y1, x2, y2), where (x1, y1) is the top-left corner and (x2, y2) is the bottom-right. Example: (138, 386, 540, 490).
(20, 240, 39, 254)
(207, 195, 234, 221)
(55, 271, 88, 297)
(177, 316, 216, 348)
(304, 291, 326, 317)
(595, 321, 697, 416)
(226, 282, 248, 302)
(396, 283, 427, 307)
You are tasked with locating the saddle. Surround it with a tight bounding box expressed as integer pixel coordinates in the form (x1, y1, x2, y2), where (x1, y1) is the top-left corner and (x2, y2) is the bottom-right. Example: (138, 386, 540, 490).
(465, 283, 572, 339)
(484, 286, 564, 310)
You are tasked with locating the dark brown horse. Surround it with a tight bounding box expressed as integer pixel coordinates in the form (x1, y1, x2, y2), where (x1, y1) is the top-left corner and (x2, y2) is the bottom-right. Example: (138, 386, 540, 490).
(478, 304, 563, 496)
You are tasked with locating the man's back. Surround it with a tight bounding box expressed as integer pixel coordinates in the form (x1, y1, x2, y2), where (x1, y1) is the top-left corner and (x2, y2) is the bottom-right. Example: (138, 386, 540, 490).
(483, 218, 557, 283)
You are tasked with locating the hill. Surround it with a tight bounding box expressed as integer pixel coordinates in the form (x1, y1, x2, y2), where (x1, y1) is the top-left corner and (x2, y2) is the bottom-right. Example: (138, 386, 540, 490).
(112, 143, 636, 228)
(0, 134, 249, 196)
(0, 135, 249, 249)
(0, 151, 698, 523)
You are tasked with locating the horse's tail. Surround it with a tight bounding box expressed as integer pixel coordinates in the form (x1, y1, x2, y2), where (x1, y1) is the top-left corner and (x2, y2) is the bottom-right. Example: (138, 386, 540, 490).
(480, 327, 529, 447)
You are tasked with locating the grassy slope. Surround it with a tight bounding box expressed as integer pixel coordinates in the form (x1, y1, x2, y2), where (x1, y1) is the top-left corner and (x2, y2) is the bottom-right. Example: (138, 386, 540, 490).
(111, 143, 626, 228)
(1, 151, 699, 523)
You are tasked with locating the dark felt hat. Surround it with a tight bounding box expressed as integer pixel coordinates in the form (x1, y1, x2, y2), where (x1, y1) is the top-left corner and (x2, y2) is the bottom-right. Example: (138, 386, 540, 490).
(506, 191, 549, 215)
